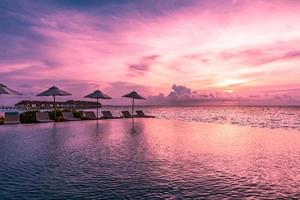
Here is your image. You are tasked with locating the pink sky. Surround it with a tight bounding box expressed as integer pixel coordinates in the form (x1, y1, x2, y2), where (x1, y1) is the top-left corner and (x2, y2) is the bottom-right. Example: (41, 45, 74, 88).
(1, 0, 300, 105)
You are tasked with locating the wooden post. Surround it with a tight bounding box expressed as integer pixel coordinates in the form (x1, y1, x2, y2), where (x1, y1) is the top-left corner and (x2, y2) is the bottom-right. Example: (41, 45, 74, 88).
(53, 95, 56, 121)
(96, 98, 99, 120)
(132, 98, 134, 117)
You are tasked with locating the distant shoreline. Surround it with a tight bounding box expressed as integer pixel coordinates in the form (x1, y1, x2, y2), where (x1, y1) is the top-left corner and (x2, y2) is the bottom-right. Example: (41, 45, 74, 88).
(101, 105, 300, 108)
(1, 104, 300, 110)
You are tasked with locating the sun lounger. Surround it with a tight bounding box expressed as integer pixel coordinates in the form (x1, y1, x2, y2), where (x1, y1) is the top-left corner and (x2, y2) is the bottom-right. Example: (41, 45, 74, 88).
(4, 112, 20, 124)
(101, 111, 122, 119)
(62, 112, 81, 121)
(84, 111, 97, 120)
(121, 111, 135, 118)
(136, 110, 155, 118)
(36, 112, 53, 123)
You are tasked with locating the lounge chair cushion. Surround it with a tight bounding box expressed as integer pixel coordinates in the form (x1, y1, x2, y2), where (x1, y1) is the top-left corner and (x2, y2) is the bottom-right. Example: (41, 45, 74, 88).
(136, 110, 155, 118)
(4, 112, 20, 124)
(36, 112, 53, 123)
(101, 111, 122, 119)
(121, 111, 133, 118)
(62, 112, 80, 121)
(84, 111, 97, 120)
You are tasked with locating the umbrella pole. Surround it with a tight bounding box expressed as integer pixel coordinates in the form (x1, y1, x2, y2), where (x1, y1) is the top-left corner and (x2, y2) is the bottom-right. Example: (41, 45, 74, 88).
(53, 95, 56, 121)
(132, 98, 134, 117)
(96, 98, 99, 120)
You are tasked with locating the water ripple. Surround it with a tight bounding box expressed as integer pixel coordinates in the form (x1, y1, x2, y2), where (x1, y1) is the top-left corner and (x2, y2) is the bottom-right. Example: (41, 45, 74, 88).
(140, 106, 300, 131)
(1, 120, 300, 199)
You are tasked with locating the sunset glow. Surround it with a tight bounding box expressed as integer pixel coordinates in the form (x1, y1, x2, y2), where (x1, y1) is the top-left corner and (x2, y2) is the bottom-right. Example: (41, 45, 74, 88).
(1, 0, 300, 105)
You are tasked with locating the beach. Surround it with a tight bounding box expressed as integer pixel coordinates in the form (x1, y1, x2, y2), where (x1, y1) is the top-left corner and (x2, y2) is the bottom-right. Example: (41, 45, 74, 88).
(1, 118, 300, 199)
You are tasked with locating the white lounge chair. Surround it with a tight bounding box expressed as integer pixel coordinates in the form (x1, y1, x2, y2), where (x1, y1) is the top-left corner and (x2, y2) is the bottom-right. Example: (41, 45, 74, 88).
(136, 110, 155, 118)
(4, 112, 20, 124)
(121, 111, 135, 118)
(101, 111, 122, 119)
(36, 112, 53, 123)
(84, 111, 97, 120)
(62, 112, 80, 121)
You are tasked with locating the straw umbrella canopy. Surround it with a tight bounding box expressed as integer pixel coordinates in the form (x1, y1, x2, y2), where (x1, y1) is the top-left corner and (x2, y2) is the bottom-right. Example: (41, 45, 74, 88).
(37, 86, 71, 120)
(84, 90, 111, 119)
(0, 83, 22, 95)
(122, 91, 145, 116)
(0, 83, 22, 110)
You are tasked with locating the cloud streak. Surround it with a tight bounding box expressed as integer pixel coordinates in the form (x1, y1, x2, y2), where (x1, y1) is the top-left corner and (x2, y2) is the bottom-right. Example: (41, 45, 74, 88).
(127, 55, 159, 76)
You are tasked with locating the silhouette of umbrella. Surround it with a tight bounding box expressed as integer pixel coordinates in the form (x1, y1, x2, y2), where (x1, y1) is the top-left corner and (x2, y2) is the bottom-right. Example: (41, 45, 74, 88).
(122, 91, 145, 117)
(84, 90, 111, 119)
(0, 83, 22, 95)
(37, 86, 71, 120)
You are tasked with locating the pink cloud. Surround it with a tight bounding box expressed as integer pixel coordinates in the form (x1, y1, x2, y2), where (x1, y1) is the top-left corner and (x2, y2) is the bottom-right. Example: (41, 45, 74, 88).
(1, 0, 300, 105)
(127, 55, 160, 77)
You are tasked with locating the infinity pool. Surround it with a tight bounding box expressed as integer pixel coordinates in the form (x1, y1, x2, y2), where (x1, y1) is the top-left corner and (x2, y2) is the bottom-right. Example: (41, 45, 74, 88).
(0, 119, 300, 199)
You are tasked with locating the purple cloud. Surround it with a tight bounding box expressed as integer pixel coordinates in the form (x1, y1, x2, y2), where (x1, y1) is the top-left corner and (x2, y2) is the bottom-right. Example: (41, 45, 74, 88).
(146, 84, 300, 106)
(127, 55, 159, 76)
(171, 84, 192, 95)
(147, 84, 220, 105)
(219, 40, 300, 67)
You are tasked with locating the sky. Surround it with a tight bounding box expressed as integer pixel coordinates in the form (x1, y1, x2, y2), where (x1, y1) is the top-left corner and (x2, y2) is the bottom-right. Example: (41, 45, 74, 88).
(1, 0, 300, 106)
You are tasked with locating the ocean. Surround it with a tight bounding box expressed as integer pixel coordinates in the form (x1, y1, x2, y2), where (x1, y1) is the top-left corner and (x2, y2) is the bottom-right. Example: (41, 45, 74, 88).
(105, 106, 300, 131)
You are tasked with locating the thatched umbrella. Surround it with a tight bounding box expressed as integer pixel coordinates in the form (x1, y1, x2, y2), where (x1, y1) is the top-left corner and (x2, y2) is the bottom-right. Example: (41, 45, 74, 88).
(0, 83, 22, 110)
(0, 83, 22, 95)
(37, 86, 71, 120)
(122, 91, 145, 117)
(84, 90, 111, 119)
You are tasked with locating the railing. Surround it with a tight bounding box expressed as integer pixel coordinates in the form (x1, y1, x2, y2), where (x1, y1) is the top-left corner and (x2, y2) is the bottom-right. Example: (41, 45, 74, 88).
(0, 106, 18, 110)
(0, 105, 98, 112)
(0, 106, 28, 112)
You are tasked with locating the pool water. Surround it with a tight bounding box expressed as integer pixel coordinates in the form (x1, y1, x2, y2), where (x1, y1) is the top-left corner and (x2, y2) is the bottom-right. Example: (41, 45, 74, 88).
(0, 119, 300, 199)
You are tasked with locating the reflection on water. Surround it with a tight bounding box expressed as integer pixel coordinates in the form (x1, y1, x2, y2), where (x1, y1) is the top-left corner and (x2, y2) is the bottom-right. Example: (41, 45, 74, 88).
(126, 118, 145, 134)
(0, 119, 300, 199)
